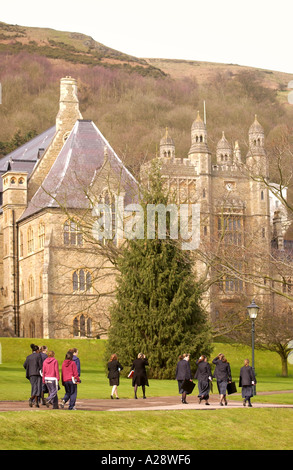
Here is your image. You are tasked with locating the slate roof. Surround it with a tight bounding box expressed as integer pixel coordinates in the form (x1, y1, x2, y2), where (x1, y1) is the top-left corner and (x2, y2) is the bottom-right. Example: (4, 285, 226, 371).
(0, 126, 56, 193)
(18, 120, 138, 222)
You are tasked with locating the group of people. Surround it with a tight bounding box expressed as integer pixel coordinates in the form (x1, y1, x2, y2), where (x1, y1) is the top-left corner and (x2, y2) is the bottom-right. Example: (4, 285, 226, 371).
(107, 352, 149, 399)
(175, 352, 256, 407)
(24, 346, 256, 408)
(23, 344, 81, 410)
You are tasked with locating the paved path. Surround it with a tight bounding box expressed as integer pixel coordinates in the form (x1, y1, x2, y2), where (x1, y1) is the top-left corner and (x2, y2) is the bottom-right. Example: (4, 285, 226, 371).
(1, 392, 293, 412)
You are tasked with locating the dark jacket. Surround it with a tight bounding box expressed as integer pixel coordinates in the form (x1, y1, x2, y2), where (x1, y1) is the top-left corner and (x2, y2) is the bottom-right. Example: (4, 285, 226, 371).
(23, 352, 42, 380)
(195, 360, 212, 381)
(73, 355, 81, 376)
(40, 352, 48, 365)
(239, 365, 256, 387)
(131, 357, 149, 386)
(175, 359, 192, 381)
(212, 357, 232, 382)
(108, 360, 123, 379)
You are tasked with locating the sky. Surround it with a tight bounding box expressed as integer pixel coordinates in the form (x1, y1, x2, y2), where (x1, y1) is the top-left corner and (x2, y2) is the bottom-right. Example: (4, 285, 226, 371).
(1, 0, 293, 74)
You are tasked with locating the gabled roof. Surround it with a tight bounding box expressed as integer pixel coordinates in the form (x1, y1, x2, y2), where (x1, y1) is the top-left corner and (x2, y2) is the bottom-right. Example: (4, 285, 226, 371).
(18, 120, 138, 222)
(0, 126, 55, 192)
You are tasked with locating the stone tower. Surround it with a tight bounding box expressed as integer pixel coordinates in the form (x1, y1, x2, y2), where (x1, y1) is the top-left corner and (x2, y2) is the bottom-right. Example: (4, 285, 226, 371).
(160, 128, 175, 158)
(1, 172, 28, 334)
(28, 76, 83, 200)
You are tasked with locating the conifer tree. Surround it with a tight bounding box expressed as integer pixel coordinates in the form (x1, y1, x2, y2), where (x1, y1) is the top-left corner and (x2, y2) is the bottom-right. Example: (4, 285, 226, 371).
(106, 161, 212, 379)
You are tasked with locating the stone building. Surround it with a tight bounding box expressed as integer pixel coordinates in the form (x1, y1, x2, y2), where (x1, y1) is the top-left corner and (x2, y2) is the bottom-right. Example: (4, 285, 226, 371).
(0, 76, 138, 338)
(0, 76, 290, 338)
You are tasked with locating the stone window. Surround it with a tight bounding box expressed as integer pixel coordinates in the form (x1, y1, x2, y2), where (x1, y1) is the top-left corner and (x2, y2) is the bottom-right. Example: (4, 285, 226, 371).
(73, 314, 92, 337)
(27, 227, 34, 253)
(63, 220, 83, 246)
(39, 273, 43, 295)
(29, 320, 36, 338)
(38, 223, 45, 249)
(218, 215, 243, 246)
(72, 269, 92, 292)
(97, 190, 116, 244)
(19, 231, 24, 258)
(28, 275, 35, 298)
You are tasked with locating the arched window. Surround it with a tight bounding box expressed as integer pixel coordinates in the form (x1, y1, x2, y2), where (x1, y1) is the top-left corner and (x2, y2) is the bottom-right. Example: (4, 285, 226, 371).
(39, 273, 43, 296)
(97, 190, 116, 244)
(28, 275, 35, 298)
(72, 270, 92, 292)
(73, 315, 92, 337)
(20, 282, 24, 302)
(19, 231, 24, 258)
(27, 227, 34, 253)
(38, 223, 45, 248)
(73, 271, 79, 291)
(63, 220, 83, 246)
(29, 320, 36, 338)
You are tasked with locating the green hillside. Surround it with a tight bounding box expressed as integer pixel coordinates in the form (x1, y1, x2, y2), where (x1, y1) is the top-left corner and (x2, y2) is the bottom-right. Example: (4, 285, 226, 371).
(0, 20, 292, 178)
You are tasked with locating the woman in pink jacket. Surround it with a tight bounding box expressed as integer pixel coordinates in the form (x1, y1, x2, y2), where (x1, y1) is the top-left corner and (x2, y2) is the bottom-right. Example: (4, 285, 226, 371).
(61, 351, 81, 410)
(42, 351, 60, 409)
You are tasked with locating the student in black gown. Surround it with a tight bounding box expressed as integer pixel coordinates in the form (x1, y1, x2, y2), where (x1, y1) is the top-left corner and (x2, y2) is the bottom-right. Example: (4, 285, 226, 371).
(195, 355, 212, 405)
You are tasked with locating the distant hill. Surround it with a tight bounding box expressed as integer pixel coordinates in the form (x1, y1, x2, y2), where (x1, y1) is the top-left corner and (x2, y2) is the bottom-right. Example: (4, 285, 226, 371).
(0, 20, 292, 178)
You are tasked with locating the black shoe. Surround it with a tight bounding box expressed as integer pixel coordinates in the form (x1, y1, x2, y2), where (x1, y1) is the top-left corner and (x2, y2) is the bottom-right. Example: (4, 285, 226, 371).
(111, 395, 113, 399)
(29, 398, 33, 407)
(143, 396, 146, 399)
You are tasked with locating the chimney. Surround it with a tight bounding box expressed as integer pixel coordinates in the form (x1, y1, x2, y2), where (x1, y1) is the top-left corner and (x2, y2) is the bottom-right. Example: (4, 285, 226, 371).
(56, 76, 83, 133)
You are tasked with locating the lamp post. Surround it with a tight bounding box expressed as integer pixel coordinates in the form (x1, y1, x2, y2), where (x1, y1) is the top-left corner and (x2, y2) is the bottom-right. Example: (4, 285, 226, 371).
(247, 299, 259, 396)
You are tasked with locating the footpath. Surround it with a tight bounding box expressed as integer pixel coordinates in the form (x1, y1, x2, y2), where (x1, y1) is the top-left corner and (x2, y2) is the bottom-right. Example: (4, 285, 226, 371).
(0, 391, 293, 412)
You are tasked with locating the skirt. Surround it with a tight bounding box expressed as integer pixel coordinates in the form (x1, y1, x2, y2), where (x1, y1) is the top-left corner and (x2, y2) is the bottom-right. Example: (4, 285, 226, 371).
(242, 385, 254, 399)
(177, 380, 184, 394)
(198, 380, 210, 399)
(109, 377, 119, 386)
(29, 375, 42, 397)
(217, 380, 228, 395)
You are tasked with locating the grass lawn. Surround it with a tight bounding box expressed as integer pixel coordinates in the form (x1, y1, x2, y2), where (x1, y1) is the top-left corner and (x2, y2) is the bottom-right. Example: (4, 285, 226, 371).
(0, 408, 293, 450)
(0, 337, 293, 450)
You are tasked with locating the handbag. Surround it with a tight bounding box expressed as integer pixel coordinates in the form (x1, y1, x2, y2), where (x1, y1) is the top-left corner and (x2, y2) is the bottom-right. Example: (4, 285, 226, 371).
(182, 379, 195, 395)
(227, 381, 237, 395)
(128, 370, 134, 378)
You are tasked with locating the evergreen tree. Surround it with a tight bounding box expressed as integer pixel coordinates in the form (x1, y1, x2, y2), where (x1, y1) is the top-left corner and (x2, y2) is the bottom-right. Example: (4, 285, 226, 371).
(106, 161, 212, 379)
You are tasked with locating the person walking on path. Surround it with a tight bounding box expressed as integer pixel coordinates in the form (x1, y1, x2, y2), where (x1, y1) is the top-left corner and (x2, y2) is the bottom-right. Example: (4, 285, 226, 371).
(239, 359, 256, 407)
(42, 350, 60, 409)
(175, 353, 192, 404)
(60, 351, 80, 410)
(131, 353, 149, 399)
(108, 353, 123, 399)
(39, 345, 48, 405)
(195, 355, 212, 405)
(70, 348, 81, 378)
(23, 344, 43, 408)
(212, 353, 232, 406)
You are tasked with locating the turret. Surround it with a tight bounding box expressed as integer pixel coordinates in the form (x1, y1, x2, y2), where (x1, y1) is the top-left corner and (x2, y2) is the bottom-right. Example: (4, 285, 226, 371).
(160, 128, 175, 158)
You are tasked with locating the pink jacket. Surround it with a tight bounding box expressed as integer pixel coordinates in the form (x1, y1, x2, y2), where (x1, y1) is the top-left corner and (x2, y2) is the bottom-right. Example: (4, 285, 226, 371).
(42, 357, 60, 383)
(61, 359, 81, 384)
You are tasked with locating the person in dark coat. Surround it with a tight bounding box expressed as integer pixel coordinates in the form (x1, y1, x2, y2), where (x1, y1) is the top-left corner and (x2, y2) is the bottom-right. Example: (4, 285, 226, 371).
(131, 353, 149, 399)
(195, 355, 212, 405)
(108, 353, 123, 399)
(175, 353, 192, 404)
(239, 359, 256, 407)
(23, 344, 43, 407)
(212, 353, 232, 406)
(39, 345, 48, 405)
